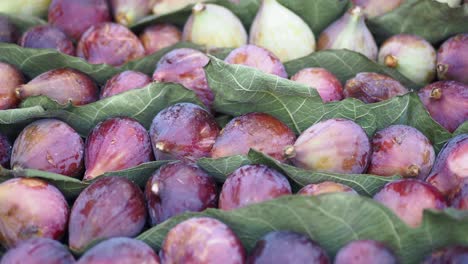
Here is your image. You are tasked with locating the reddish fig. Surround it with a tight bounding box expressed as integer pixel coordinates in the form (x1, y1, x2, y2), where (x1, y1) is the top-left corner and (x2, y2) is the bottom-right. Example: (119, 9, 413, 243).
(423, 246, 468, 263)
(19, 25, 75, 56)
(0, 62, 23, 110)
(291, 68, 344, 102)
(343, 72, 408, 103)
(298, 181, 357, 196)
(451, 179, 468, 210)
(0, 238, 75, 264)
(110, 0, 152, 26)
(334, 240, 398, 264)
(139, 24, 182, 55)
(100, 70, 151, 99)
(0, 133, 11, 168)
(351, 0, 404, 18)
(0, 15, 17, 43)
(437, 34, 468, 84)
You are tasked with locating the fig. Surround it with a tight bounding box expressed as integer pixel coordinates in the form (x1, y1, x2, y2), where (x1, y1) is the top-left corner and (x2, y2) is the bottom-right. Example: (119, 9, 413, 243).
(16, 68, 98, 106)
(139, 24, 182, 55)
(0, 15, 18, 43)
(451, 179, 468, 209)
(0, 178, 69, 249)
(110, 0, 152, 26)
(437, 34, 468, 84)
(317, 6, 378, 61)
(0, 133, 11, 168)
(434, 0, 465, 7)
(152, 0, 204, 16)
(211, 113, 296, 162)
(368, 125, 435, 178)
(100, 70, 151, 99)
(378, 34, 436, 85)
(219, 164, 292, 210)
(0, 62, 24, 110)
(160, 217, 245, 264)
(150, 103, 219, 161)
(247, 231, 330, 264)
(298, 181, 357, 196)
(334, 240, 398, 264)
(287, 118, 371, 174)
(0, 238, 75, 264)
(290, 68, 344, 102)
(145, 161, 217, 225)
(373, 179, 447, 227)
(423, 246, 468, 263)
(351, 0, 404, 18)
(11, 119, 84, 177)
(343, 72, 409, 103)
(48, 0, 111, 40)
(224, 45, 287, 78)
(77, 23, 145, 67)
(19, 25, 75, 56)
(0, 0, 51, 17)
(418, 81, 468, 133)
(68, 177, 146, 253)
(249, 0, 315, 62)
(182, 3, 247, 48)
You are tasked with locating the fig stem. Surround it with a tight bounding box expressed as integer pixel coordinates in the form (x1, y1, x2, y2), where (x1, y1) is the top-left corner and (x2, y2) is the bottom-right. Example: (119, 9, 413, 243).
(430, 88, 442, 100)
(193, 3, 206, 13)
(437, 64, 448, 78)
(406, 164, 420, 177)
(350, 6, 363, 17)
(384, 55, 398, 68)
(284, 145, 296, 159)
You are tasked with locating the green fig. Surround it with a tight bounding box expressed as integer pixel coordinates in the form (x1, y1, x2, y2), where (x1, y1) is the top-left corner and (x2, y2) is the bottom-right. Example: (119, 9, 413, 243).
(152, 0, 205, 16)
(110, 0, 152, 26)
(0, 0, 51, 18)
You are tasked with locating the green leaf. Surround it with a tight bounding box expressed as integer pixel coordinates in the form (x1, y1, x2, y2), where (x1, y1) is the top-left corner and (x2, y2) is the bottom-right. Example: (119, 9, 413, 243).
(197, 155, 251, 182)
(214, 115, 233, 128)
(0, 13, 47, 33)
(454, 122, 468, 136)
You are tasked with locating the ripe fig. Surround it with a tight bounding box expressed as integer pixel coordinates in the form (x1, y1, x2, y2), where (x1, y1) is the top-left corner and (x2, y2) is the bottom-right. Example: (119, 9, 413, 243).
(211, 113, 296, 162)
(160, 217, 245, 264)
(287, 118, 371, 174)
(334, 240, 398, 264)
(423, 246, 468, 263)
(418, 81, 468, 133)
(48, 0, 111, 40)
(69, 177, 146, 253)
(373, 179, 447, 227)
(0, 238, 75, 264)
(0, 15, 18, 43)
(247, 231, 330, 264)
(110, 0, 152, 26)
(0, 0, 51, 17)
(450, 179, 468, 210)
(150, 103, 219, 161)
(378, 34, 436, 85)
(317, 6, 378, 61)
(100, 71, 151, 99)
(343, 72, 408, 103)
(182, 3, 247, 48)
(219, 165, 292, 210)
(152, 0, 204, 16)
(77, 23, 145, 67)
(298, 181, 357, 196)
(351, 0, 404, 18)
(0, 133, 11, 168)
(19, 25, 75, 56)
(11, 119, 84, 177)
(0, 62, 24, 110)
(437, 34, 468, 84)
(434, 0, 465, 7)
(249, 0, 315, 62)
(290, 68, 344, 102)
(0, 178, 69, 249)
(145, 161, 217, 225)
(139, 24, 182, 55)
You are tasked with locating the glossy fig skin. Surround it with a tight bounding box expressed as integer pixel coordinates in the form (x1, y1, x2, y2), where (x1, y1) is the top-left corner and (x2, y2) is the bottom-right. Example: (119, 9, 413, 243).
(219, 165, 292, 210)
(298, 181, 357, 196)
(100, 71, 151, 99)
(110, 0, 152, 26)
(11, 119, 84, 177)
(422, 246, 468, 263)
(0, 15, 18, 43)
(437, 34, 468, 84)
(0, 62, 23, 110)
(0, 133, 11, 168)
(211, 113, 296, 162)
(139, 24, 182, 55)
(290, 68, 344, 102)
(68, 177, 146, 253)
(0, 238, 75, 264)
(418, 81, 468, 133)
(351, 0, 404, 18)
(343, 72, 408, 103)
(19, 25, 75, 56)
(334, 240, 398, 264)
(0, 178, 69, 249)
(247, 231, 330, 264)
(160, 217, 246, 264)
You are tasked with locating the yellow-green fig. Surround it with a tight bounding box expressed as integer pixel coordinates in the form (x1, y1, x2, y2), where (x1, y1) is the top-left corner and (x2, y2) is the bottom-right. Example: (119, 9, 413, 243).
(152, 0, 205, 16)
(0, 0, 51, 18)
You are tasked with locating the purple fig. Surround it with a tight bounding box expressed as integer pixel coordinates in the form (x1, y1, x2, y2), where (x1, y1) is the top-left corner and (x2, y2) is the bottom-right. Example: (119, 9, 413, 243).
(437, 34, 468, 84)
(100, 70, 151, 99)
(290, 68, 344, 102)
(139, 24, 182, 55)
(0, 178, 69, 248)
(343, 72, 408, 103)
(351, 0, 404, 18)
(0, 15, 18, 43)
(450, 179, 468, 210)
(19, 25, 75, 56)
(110, 0, 152, 26)
(0, 62, 23, 110)
(423, 246, 468, 263)
(0, 133, 11, 168)
(298, 181, 357, 196)
(11, 119, 84, 177)
(334, 240, 398, 264)
(0, 238, 75, 264)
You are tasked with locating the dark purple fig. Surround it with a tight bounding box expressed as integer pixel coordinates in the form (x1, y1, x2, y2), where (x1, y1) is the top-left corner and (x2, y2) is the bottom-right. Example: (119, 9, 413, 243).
(76, 237, 160, 264)
(451, 179, 468, 210)
(373, 179, 447, 227)
(247, 231, 330, 264)
(343, 72, 408, 103)
(150, 103, 219, 161)
(334, 240, 398, 264)
(19, 25, 75, 56)
(351, 0, 404, 18)
(211, 113, 296, 162)
(423, 246, 468, 263)
(16, 68, 99, 106)
(77, 23, 145, 67)
(152, 48, 213, 108)
(110, 0, 152, 26)
(11, 119, 84, 177)
(100, 71, 151, 99)
(139, 24, 182, 55)
(69, 177, 146, 253)
(290, 68, 344, 102)
(298, 181, 357, 196)
(0, 238, 75, 264)
(368, 125, 435, 178)
(0, 62, 23, 110)
(160, 217, 245, 264)
(437, 34, 468, 84)
(145, 161, 217, 226)
(0, 15, 18, 43)
(418, 80, 468, 133)
(0, 133, 11, 168)
(48, 0, 112, 40)
(287, 118, 371, 174)
(219, 165, 292, 210)
(0, 178, 69, 249)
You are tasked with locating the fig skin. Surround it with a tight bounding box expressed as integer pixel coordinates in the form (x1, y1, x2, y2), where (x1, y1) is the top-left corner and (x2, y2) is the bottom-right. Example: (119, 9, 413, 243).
(219, 165, 292, 211)
(11, 119, 84, 178)
(422, 246, 468, 263)
(0, 238, 75, 264)
(100, 71, 151, 99)
(290, 68, 344, 102)
(247, 231, 330, 264)
(0, 133, 11, 168)
(160, 217, 246, 264)
(139, 24, 182, 55)
(288, 118, 371, 174)
(0, 62, 24, 110)
(0, 15, 18, 43)
(298, 181, 357, 196)
(16, 68, 99, 106)
(150, 103, 219, 162)
(343, 72, 408, 103)
(110, 0, 152, 26)
(368, 125, 435, 178)
(211, 113, 296, 162)
(334, 240, 398, 264)
(351, 0, 404, 18)
(77, 23, 145, 67)
(68, 177, 147, 253)
(145, 161, 218, 226)
(451, 179, 468, 210)
(0, 0, 51, 18)
(152, 0, 204, 15)
(19, 25, 75, 56)
(418, 80, 468, 133)
(437, 34, 468, 84)
(0, 178, 69, 249)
